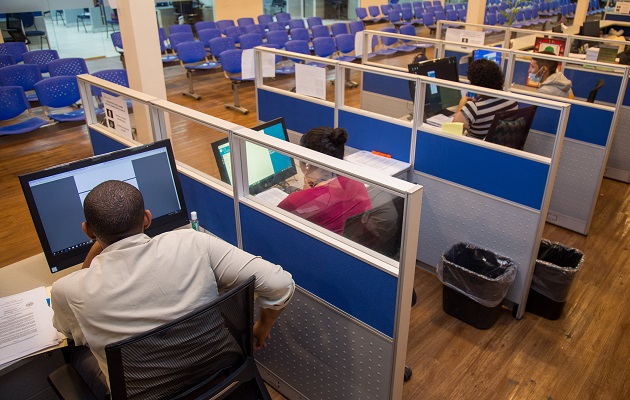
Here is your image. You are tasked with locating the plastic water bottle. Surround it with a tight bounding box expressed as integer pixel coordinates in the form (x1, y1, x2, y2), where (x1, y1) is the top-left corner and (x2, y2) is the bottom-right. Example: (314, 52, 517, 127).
(190, 211, 199, 231)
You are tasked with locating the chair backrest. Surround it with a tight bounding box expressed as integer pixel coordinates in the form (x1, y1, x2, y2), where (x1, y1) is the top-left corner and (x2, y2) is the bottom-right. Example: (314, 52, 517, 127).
(399, 23, 416, 38)
(22, 50, 60, 74)
(216, 19, 236, 35)
(195, 20, 217, 32)
(266, 30, 289, 48)
(0, 86, 31, 121)
(258, 14, 273, 29)
(219, 49, 244, 75)
(487, 12, 497, 25)
(402, 8, 414, 21)
(446, 9, 458, 21)
(457, 9, 467, 21)
(312, 36, 337, 58)
(356, 7, 368, 20)
(290, 27, 310, 42)
(34, 76, 81, 108)
(423, 12, 435, 25)
(0, 54, 16, 68)
(47, 58, 89, 77)
(168, 23, 193, 35)
(91, 69, 129, 98)
(285, 39, 310, 56)
(110, 32, 124, 51)
(208, 37, 236, 61)
(368, 5, 380, 18)
(239, 33, 263, 50)
(225, 25, 247, 41)
(381, 5, 390, 15)
(198, 28, 222, 47)
(267, 21, 285, 31)
(0, 42, 29, 63)
(169, 32, 195, 50)
(331, 22, 349, 37)
(388, 9, 402, 22)
(485, 106, 537, 150)
(349, 20, 364, 35)
(435, 10, 446, 21)
(0, 64, 43, 91)
(380, 27, 397, 46)
(288, 18, 306, 30)
(245, 24, 265, 35)
(275, 12, 291, 23)
(106, 277, 265, 400)
(237, 17, 255, 27)
(335, 33, 355, 54)
(176, 41, 207, 64)
(311, 25, 330, 38)
(402, 3, 412, 10)
(587, 79, 605, 103)
(307, 16, 323, 29)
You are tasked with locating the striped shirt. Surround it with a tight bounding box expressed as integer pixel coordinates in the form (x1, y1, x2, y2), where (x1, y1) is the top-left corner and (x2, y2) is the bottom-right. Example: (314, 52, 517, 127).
(461, 97, 519, 139)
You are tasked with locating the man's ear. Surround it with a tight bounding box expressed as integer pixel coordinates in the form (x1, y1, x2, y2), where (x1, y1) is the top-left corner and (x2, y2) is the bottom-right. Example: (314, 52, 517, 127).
(143, 210, 152, 230)
(82, 222, 97, 240)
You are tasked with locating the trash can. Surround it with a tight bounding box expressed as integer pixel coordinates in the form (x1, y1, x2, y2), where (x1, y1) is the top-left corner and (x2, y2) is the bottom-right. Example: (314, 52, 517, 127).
(526, 239, 584, 320)
(438, 243, 517, 329)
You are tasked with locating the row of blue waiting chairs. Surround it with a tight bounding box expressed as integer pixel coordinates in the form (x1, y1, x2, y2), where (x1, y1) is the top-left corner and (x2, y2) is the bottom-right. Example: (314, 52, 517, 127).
(357, 1, 464, 24)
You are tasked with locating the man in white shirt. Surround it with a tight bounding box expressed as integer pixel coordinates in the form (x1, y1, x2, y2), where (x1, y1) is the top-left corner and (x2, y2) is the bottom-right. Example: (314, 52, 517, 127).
(51, 180, 295, 396)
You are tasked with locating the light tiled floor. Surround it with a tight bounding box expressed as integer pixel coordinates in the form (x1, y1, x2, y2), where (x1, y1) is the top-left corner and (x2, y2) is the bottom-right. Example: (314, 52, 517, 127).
(42, 15, 120, 59)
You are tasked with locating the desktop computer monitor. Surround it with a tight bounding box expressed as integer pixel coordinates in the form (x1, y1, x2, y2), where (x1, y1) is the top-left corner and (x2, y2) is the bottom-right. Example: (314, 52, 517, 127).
(473, 49, 502, 66)
(211, 117, 297, 195)
(581, 20, 601, 38)
(408, 57, 461, 119)
(19, 140, 188, 273)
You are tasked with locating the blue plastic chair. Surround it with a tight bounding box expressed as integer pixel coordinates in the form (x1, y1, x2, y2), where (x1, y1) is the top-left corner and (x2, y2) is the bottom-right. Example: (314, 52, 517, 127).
(376, 28, 398, 55)
(285, 39, 311, 61)
(219, 49, 251, 114)
(349, 20, 365, 35)
(0, 55, 16, 68)
(307, 16, 323, 29)
(198, 28, 222, 51)
(423, 12, 437, 35)
(237, 17, 255, 27)
(311, 25, 330, 38)
(267, 21, 285, 32)
(257, 14, 273, 30)
(208, 37, 236, 62)
(331, 22, 349, 37)
(245, 24, 266, 35)
(47, 58, 89, 77)
(290, 28, 310, 42)
(175, 41, 220, 100)
(288, 19, 306, 30)
(169, 32, 196, 52)
(91, 69, 132, 109)
(266, 30, 290, 49)
(0, 42, 28, 63)
(225, 26, 247, 44)
(22, 50, 60, 74)
(388, 9, 405, 29)
(312, 36, 337, 59)
(216, 20, 236, 35)
(368, 6, 382, 21)
(0, 64, 43, 102)
(34, 76, 85, 122)
(335, 33, 356, 62)
(194, 21, 217, 32)
(0, 86, 47, 135)
(168, 24, 193, 35)
(239, 33, 263, 50)
(380, 5, 391, 21)
(110, 32, 124, 59)
(275, 12, 291, 26)
(398, 24, 419, 52)
(357, 7, 380, 23)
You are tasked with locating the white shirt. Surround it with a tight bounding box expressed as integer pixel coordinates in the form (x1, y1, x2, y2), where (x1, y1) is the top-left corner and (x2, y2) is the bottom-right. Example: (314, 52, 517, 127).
(51, 230, 294, 383)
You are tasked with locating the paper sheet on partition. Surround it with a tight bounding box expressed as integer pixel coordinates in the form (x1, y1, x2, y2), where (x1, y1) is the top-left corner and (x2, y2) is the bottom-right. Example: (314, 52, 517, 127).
(345, 151, 410, 177)
(295, 63, 326, 100)
(242, 49, 276, 80)
(445, 28, 485, 46)
(0, 287, 60, 366)
(103, 92, 133, 141)
(355, 33, 365, 57)
(615, 2, 630, 13)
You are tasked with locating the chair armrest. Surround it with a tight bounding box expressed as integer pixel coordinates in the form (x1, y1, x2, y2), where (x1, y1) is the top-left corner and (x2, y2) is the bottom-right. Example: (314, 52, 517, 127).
(48, 364, 97, 400)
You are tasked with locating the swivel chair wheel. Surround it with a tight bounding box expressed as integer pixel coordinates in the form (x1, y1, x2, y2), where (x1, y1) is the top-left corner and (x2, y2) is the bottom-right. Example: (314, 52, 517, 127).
(404, 366, 412, 382)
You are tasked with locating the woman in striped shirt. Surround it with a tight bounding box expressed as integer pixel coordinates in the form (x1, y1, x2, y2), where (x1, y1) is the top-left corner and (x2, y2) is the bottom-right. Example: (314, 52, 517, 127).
(453, 59, 519, 140)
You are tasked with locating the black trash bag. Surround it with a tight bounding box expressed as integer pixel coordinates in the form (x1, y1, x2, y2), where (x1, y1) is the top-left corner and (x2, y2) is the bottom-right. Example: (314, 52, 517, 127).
(531, 239, 584, 302)
(438, 243, 517, 307)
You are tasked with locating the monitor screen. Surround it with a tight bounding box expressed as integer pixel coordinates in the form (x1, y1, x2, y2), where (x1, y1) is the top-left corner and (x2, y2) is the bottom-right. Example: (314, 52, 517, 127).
(19, 140, 188, 273)
(408, 57, 461, 119)
(211, 117, 297, 195)
(473, 49, 502, 66)
(581, 20, 600, 38)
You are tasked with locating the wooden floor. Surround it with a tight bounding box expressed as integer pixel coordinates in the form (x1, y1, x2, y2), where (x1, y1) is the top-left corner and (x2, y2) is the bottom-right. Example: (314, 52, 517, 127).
(1, 56, 629, 399)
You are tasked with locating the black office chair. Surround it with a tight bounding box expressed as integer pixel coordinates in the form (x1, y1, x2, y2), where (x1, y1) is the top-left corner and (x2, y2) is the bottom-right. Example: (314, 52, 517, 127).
(587, 79, 605, 103)
(48, 276, 271, 400)
(485, 106, 538, 151)
(77, 8, 91, 33)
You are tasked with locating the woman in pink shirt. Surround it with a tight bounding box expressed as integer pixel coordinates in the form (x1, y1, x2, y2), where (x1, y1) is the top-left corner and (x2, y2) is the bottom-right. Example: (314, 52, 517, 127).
(277, 127, 371, 234)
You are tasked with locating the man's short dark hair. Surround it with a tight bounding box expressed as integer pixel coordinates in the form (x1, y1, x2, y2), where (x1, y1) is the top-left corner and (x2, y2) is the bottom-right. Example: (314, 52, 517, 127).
(467, 58, 505, 91)
(534, 50, 559, 75)
(83, 180, 145, 245)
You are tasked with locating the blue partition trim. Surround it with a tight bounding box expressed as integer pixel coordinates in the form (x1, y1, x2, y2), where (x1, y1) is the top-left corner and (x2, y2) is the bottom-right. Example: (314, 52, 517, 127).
(530, 105, 612, 146)
(363, 72, 412, 100)
(338, 110, 411, 162)
(179, 175, 238, 246)
(415, 132, 548, 210)
(240, 204, 397, 338)
(89, 129, 127, 155)
(257, 89, 334, 134)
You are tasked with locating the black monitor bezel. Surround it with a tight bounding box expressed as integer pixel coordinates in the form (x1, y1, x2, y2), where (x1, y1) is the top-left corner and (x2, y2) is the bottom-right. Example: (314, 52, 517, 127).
(407, 56, 461, 119)
(211, 117, 297, 195)
(19, 139, 188, 273)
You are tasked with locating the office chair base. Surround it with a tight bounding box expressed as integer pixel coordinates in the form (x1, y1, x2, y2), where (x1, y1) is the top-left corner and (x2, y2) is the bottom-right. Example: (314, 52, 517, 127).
(183, 92, 202, 100)
(345, 80, 359, 88)
(225, 103, 249, 114)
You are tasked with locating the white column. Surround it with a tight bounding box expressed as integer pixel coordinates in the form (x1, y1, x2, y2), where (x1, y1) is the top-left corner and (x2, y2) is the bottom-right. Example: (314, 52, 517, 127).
(574, 0, 590, 29)
(466, 0, 487, 26)
(117, 0, 170, 143)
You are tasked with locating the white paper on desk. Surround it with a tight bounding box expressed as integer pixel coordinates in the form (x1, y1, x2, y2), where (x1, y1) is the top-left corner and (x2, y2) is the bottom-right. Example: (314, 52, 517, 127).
(345, 151, 410, 177)
(255, 187, 290, 206)
(426, 114, 454, 128)
(0, 286, 59, 366)
(295, 63, 326, 100)
(241, 49, 276, 80)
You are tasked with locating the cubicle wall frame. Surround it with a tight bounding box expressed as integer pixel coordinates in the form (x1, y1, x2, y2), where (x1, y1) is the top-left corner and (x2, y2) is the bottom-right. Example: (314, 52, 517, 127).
(252, 47, 570, 323)
(76, 75, 424, 400)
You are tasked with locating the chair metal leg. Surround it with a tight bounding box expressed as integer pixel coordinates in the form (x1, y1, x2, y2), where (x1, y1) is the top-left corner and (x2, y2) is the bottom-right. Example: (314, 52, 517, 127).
(182, 71, 201, 100)
(225, 81, 248, 114)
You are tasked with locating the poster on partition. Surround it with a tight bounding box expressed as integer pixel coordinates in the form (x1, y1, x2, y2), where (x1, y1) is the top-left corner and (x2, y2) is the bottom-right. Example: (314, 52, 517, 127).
(295, 63, 326, 100)
(102, 92, 133, 140)
(615, 2, 630, 14)
(241, 49, 276, 80)
(445, 28, 485, 46)
(527, 38, 566, 87)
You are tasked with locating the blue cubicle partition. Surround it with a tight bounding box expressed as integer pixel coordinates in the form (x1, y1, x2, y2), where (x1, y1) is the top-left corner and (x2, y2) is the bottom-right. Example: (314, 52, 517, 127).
(257, 89, 334, 134)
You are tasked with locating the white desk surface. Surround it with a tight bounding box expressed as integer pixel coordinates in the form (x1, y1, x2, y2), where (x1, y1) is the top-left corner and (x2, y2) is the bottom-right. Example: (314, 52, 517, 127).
(0, 254, 81, 298)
